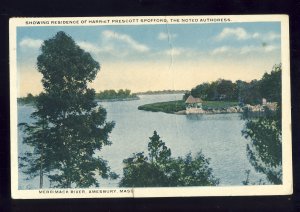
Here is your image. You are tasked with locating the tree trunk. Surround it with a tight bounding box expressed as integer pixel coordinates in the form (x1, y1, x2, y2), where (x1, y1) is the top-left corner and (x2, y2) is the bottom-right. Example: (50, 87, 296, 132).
(39, 161, 43, 188)
(39, 120, 45, 189)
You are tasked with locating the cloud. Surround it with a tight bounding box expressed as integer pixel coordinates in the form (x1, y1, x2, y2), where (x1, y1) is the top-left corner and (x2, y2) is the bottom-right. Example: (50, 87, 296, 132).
(164, 48, 182, 56)
(153, 47, 203, 61)
(77, 30, 151, 59)
(215, 27, 249, 41)
(267, 32, 281, 41)
(77, 41, 102, 54)
(158, 32, 177, 40)
(19, 38, 43, 48)
(211, 46, 232, 55)
(254, 31, 281, 41)
(240, 45, 279, 54)
(102, 30, 149, 52)
(211, 44, 279, 56)
(264, 45, 279, 52)
(215, 27, 281, 42)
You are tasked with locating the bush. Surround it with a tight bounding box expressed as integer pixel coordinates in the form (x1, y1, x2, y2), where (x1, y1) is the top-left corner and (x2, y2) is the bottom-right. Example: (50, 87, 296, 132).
(120, 131, 219, 187)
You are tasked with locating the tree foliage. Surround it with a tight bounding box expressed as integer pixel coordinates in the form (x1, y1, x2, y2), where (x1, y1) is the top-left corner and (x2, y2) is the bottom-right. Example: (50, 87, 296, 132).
(242, 64, 282, 184)
(18, 93, 37, 105)
(186, 64, 282, 105)
(120, 131, 219, 187)
(95, 89, 137, 100)
(19, 31, 116, 188)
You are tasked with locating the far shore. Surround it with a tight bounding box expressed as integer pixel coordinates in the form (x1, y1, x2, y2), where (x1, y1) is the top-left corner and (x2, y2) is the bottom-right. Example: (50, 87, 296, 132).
(138, 100, 277, 116)
(133, 91, 186, 95)
(18, 96, 141, 105)
(95, 96, 140, 102)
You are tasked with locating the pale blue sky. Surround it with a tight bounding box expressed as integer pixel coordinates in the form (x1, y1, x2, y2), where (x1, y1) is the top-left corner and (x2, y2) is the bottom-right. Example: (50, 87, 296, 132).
(17, 22, 281, 96)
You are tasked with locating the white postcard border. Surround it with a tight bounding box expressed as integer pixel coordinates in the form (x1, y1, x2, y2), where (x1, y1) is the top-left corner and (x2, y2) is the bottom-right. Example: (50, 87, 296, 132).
(10, 15, 292, 199)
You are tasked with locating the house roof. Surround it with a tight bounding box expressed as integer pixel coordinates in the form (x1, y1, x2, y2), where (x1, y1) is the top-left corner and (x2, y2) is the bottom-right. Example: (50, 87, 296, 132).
(185, 95, 203, 104)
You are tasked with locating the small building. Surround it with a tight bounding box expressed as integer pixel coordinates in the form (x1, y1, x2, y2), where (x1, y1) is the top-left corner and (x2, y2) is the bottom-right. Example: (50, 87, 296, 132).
(262, 98, 277, 111)
(185, 95, 203, 114)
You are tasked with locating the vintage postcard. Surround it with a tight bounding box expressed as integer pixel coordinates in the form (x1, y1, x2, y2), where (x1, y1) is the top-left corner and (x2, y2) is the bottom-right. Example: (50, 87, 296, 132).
(10, 15, 292, 199)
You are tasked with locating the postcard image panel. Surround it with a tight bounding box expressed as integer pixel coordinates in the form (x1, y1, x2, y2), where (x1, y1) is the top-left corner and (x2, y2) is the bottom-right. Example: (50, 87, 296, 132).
(9, 15, 292, 199)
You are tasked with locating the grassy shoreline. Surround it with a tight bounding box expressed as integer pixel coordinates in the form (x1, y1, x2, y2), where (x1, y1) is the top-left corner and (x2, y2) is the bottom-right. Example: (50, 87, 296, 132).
(138, 100, 239, 114)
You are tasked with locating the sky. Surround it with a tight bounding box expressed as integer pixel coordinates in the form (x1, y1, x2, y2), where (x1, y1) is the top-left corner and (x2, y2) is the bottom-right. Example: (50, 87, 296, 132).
(16, 22, 281, 97)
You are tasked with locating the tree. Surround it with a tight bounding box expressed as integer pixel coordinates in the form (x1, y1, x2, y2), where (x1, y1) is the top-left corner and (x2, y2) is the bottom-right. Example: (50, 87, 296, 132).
(216, 79, 238, 100)
(238, 80, 262, 105)
(242, 114, 282, 184)
(20, 31, 116, 188)
(19, 100, 52, 188)
(191, 83, 210, 100)
(259, 64, 282, 103)
(148, 131, 171, 164)
(242, 64, 282, 184)
(120, 131, 219, 187)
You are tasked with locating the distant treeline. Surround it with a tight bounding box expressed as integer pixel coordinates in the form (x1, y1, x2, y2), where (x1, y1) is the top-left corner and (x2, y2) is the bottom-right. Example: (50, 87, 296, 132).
(18, 89, 138, 104)
(95, 89, 138, 100)
(17, 93, 36, 105)
(134, 90, 188, 95)
(184, 64, 281, 105)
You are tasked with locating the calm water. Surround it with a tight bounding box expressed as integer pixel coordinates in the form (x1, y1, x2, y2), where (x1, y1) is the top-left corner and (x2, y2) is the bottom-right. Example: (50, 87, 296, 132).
(18, 94, 265, 189)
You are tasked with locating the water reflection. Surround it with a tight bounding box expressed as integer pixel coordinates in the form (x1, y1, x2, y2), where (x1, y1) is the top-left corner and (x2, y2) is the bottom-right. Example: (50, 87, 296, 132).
(186, 113, 242, 121)
(18, 94, 266, 188)
(185, 114, 203, 121)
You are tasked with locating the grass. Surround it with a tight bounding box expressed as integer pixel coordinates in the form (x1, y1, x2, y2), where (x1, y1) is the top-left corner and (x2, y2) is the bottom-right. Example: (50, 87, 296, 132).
(138, 100, 185, 114)
(138, 100, 239, 114)
(202, 101, 239, 110)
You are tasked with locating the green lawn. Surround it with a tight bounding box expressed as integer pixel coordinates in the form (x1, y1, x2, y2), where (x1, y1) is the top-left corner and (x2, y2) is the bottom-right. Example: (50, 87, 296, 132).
(138, 100, 238, 114)
(202, 101, 239, 110)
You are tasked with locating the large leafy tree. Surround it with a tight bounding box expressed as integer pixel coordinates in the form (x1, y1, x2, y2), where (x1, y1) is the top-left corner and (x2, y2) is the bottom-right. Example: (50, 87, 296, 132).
(120, 131, 219, 187)
(19, 31, 116, 188)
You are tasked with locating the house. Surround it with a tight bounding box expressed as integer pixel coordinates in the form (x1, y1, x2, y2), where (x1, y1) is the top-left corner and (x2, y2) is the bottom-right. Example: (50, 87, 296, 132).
(185, 95, 203, 114)
(262, 98, 277, 111)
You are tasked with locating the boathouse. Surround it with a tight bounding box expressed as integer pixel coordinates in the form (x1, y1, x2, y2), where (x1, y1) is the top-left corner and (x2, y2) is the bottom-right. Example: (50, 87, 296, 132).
(185, 95, 203, 114)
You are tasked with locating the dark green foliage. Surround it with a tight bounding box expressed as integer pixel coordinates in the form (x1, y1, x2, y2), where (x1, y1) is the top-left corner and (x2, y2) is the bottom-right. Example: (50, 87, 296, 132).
(148, 131, 171, 164)
(182, 91, 191, 101)
(18, 93, 37, 105)
(238, 80, 262, 105)
(242, 114, 282, 184)
(191, 79, 237, 101)
(189, 64, 282, 105)
(138, 100, 238, 114)
(95, 89, 138, 100)
(19, 31, 116, 188)
(120, 131, 219, 187)
(167, 152, 219, 186)
(259, 64, 281, 103)
(19, 111, 52, 188)
(242, 64, 282, 184)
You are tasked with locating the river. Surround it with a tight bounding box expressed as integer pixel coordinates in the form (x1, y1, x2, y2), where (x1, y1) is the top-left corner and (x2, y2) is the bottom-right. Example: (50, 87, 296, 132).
(18, 94, 265, 189)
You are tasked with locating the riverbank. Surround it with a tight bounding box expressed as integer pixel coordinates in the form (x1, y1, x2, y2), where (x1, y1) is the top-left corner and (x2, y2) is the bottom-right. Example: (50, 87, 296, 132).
(18, 96, 141, 105)
(138, 100, 239, 114)
(95, 96, 140, 102)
